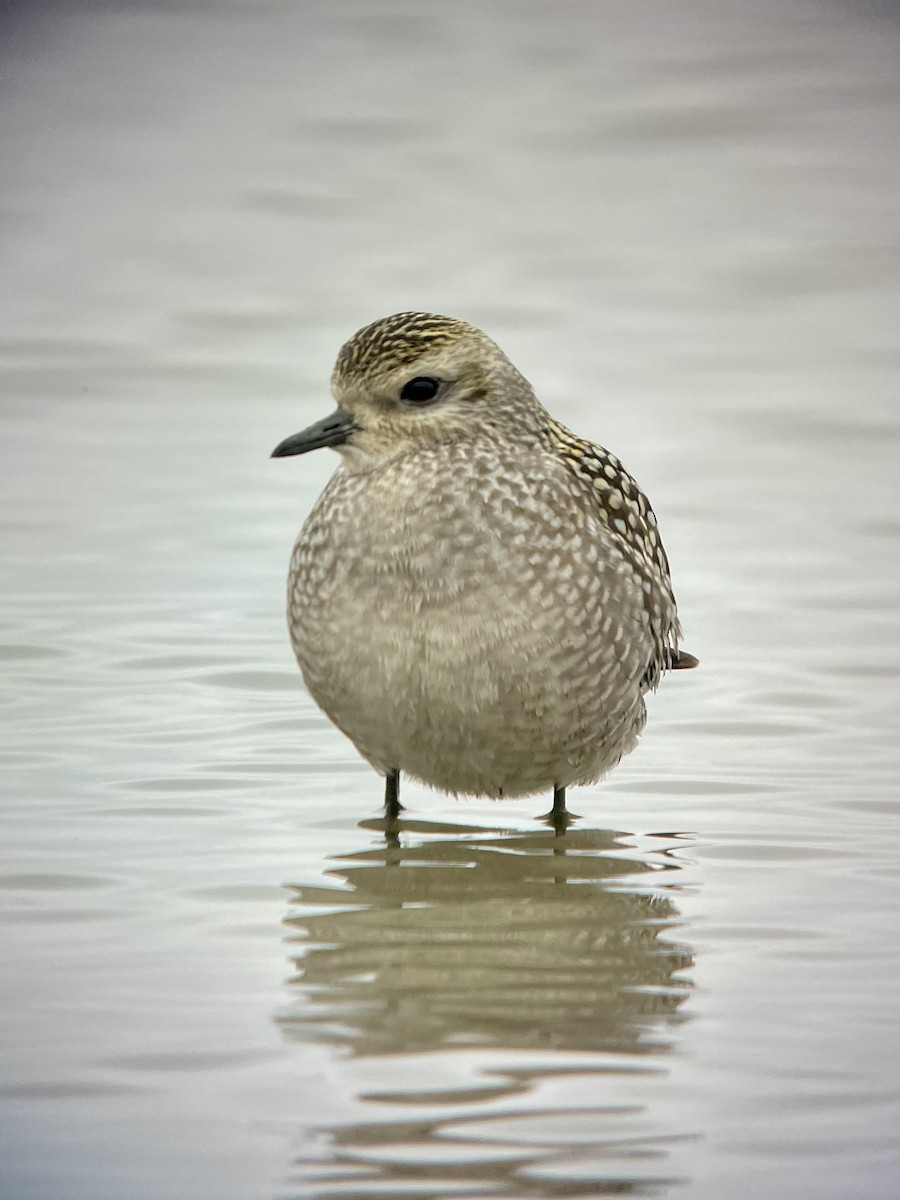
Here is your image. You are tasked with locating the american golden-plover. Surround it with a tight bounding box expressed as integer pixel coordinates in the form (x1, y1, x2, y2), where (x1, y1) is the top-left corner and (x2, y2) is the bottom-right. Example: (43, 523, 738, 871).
(273, 312, 697, 821)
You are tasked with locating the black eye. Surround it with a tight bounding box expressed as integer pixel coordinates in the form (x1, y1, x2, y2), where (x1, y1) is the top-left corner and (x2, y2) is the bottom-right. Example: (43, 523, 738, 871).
(400, 376, 441, 404)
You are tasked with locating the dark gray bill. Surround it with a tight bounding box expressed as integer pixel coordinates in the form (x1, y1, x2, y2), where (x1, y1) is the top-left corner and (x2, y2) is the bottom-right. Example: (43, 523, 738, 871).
(270, 408, 356, 457)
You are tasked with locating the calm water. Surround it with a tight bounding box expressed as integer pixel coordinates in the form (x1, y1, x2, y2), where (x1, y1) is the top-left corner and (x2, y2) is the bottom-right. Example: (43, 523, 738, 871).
(1, 1, 899, 1197)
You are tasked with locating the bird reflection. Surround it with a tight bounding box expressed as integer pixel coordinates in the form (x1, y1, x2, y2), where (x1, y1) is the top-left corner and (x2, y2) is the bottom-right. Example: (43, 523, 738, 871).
(278, 819, 694, 1199)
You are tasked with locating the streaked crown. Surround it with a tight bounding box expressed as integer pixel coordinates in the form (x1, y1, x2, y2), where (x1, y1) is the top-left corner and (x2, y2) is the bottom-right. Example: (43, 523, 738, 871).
(333, 312, 490, 385)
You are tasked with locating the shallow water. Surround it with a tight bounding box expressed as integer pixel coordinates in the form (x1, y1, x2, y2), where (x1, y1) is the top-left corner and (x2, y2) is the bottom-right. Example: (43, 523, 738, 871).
(1, 1, 899, 1197)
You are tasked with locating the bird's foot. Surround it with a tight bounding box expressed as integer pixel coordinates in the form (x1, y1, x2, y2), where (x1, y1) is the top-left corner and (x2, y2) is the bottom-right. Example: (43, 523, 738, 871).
(537, 786, 580, 834)
(384, 769, 403, 821)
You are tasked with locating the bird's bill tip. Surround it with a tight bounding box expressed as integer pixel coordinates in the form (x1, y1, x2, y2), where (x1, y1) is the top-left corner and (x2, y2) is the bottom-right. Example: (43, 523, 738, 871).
(270, 408, 355, 458)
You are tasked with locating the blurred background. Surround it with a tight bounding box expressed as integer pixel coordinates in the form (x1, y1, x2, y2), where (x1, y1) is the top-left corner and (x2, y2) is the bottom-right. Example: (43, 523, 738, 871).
(1, 1, 898, 1198)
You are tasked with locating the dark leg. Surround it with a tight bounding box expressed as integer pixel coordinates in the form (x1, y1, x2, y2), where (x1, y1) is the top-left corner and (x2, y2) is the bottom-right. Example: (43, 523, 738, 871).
(538, 784, 579, 832)
(384, 769, 403, 821)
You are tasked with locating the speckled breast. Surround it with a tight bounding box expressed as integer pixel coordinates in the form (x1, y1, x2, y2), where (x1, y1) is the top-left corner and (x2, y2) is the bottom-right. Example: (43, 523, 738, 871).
(287, 440, 653, 798)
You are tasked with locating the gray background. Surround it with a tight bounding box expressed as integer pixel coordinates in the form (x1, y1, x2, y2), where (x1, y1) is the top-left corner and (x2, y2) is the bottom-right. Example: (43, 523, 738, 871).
(1, 1, 898, 1197)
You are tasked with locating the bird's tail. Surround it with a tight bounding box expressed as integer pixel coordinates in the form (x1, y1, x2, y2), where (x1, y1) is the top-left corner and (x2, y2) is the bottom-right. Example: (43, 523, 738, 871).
(667, 648, 699, 670)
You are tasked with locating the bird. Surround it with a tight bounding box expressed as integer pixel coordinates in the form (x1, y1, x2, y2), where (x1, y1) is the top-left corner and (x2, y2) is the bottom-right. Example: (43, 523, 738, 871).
(272, 312, 697, 824)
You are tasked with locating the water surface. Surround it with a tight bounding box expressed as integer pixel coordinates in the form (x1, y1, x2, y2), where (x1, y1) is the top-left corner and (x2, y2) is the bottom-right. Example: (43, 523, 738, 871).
(1, 1, 899, 1197)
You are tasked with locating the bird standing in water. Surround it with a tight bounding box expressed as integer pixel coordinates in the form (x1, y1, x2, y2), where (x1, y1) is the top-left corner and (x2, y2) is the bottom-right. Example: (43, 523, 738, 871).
(272, 312, 697, 823)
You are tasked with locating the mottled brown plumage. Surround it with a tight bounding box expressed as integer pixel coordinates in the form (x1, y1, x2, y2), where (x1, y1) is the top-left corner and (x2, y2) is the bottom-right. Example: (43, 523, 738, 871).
(273, 312, 697, 817)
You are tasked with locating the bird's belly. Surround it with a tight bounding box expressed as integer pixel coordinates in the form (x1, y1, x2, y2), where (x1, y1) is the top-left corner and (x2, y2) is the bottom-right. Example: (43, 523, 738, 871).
(291, 560, 647, 799)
